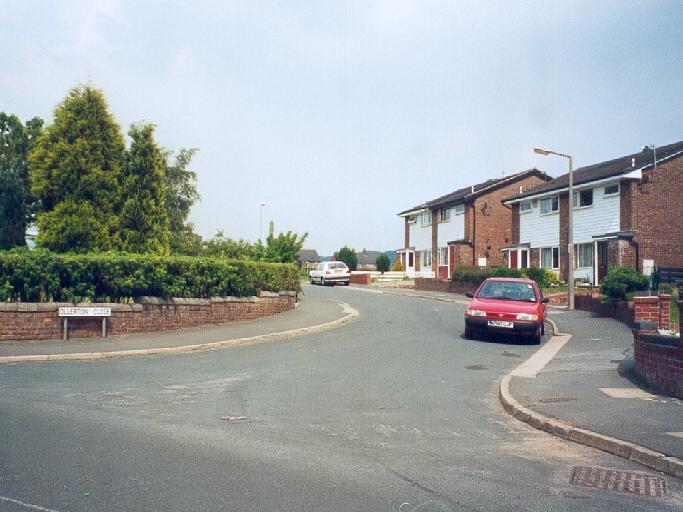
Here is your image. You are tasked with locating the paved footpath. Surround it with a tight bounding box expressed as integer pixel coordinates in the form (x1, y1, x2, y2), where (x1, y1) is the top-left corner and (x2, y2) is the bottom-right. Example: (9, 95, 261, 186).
(511, 308, 683, 464)
(0, 294, 349, 359)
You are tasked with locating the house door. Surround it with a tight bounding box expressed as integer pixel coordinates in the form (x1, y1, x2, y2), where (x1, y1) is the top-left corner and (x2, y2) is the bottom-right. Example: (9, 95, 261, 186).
(597, 241, 608, 283)
(510, 251, 518, 269)
(406, 251, 415, 274)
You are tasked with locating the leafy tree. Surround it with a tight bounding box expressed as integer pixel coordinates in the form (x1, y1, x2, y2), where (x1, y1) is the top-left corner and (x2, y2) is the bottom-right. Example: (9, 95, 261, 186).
(119, 123, 169, 253)
(375, 253, 391, 273)
(30, 85, 125, 252)
(0, 113, 43, 248)
(263, 221, 308, 263)
(336, 246, 357, 271)
(202, 230, 264, 260)
(164, 148, 200, 252)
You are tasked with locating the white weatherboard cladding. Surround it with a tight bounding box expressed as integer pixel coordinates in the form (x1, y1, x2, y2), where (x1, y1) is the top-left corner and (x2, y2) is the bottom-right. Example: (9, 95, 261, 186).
(437, 211, 465, 246)
(409, 222, 432, 251)
(572, 185, 620, 243)
(519, 201, 559, 247)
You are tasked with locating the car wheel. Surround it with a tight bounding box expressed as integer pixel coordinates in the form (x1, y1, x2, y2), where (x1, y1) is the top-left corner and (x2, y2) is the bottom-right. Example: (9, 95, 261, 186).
(464, 326, 473, 339)
(541, 322, 545, 335)
(321, 277, 326, 286)
(344, 281, 350, 286)
(310, 277, 314, 285)
(531, 326, 542, 345)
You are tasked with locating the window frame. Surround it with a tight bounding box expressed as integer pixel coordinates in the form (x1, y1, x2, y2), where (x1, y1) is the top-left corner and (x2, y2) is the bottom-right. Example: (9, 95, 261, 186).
(421, 211, 432, 226)
(453, 203, 465, 215)
(423, 250, 432, 267)
(540, 195, 559, 215)
(573, 189, 594, 209)
(407, 215, 417, 224)
(439, 208, 450, 223)
(574, 243, 594, 268)
(438, 247, 449, 266)
(519, 201, 532, 213)
(603, 183, 620, 197)
(540, 247, 559, 269)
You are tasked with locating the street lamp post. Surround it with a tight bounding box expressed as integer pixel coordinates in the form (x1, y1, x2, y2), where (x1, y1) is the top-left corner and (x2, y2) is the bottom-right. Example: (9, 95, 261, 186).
(534, 147, 574, 310)
(259, 202, 266, 242)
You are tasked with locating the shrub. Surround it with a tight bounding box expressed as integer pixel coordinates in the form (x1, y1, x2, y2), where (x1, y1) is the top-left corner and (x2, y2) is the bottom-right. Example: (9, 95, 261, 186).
(375, 253, 391, 273)
(336, 246, 357, 271)
(522, 267, 560, 289)
(0, 249, 298, 302)
(451, 267, 525, 287)
(602, 266, 650, 303)
(391, 258, 404, 272)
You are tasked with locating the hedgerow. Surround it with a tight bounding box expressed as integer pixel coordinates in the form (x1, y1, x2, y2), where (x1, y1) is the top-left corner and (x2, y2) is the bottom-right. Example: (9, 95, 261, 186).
(451, 266, 558, 289)
(0, 249, 298, 303)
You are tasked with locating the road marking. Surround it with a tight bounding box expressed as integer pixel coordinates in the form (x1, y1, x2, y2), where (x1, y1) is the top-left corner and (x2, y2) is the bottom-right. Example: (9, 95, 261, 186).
(599, 388, 658, 399)
(667, 432, 683, 439)
(509, 334, 572, 378)
(0, 496, 63, 512)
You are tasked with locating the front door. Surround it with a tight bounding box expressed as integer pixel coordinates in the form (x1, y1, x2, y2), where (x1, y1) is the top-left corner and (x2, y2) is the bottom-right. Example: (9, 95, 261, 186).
(597, 241, 608, 283)
(510, 250, 518, 269)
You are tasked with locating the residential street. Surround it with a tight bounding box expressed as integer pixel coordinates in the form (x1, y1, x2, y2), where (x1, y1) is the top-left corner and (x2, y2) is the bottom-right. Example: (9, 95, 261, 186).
(1, 285, 681, 511)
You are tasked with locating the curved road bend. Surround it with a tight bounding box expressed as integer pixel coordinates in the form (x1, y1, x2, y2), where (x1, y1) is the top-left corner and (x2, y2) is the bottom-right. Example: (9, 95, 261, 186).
(1, 285, 680, 511)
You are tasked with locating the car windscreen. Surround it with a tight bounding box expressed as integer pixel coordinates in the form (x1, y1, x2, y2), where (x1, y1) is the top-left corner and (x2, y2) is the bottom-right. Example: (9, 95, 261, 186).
(477, 281, 537, 302)
(328, 262, 348, 269)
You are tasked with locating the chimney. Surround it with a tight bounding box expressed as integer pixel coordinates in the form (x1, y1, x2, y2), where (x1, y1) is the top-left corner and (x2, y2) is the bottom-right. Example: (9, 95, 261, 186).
(470, 185, 474, 194)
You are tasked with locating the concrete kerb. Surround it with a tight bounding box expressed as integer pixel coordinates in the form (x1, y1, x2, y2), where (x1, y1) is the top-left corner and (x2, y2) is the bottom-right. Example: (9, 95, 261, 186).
(499, 349, 683, 481)
(0, 301, 359, 365)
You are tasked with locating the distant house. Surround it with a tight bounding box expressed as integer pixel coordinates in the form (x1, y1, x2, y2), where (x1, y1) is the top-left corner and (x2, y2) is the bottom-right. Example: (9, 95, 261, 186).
(356, 250, 397, 271)
(397, 169, 550, 278)
(503, 141, 683, 285)
(295, 249, 321, 271)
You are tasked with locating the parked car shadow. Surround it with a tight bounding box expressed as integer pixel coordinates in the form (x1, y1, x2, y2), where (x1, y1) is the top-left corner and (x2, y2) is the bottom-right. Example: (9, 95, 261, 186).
(461, 323, 550, 346)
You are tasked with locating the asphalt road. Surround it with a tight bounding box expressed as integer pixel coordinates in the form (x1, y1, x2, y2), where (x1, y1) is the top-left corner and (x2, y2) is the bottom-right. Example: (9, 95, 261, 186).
(1, 285, 681, 511)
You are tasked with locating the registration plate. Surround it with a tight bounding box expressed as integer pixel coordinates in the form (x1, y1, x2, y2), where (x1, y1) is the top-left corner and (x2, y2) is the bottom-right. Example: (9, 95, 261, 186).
(488, 320, 513, 328)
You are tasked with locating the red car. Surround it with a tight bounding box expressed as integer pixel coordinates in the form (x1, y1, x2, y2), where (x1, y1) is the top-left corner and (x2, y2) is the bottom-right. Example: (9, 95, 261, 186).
(464, 277, 548, 344)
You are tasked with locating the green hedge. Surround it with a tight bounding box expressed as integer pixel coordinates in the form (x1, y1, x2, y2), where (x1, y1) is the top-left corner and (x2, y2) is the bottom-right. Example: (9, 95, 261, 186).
(0, 249, 299, 303)
(451, 266, 558, 289)
(602, 266, 649, 303)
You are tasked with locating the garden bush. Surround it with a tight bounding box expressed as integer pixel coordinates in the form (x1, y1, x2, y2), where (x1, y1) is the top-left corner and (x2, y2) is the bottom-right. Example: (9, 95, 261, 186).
(601, 266, 650, 303)
(0, 249, 299, 303)
(452, 266, 559, 289)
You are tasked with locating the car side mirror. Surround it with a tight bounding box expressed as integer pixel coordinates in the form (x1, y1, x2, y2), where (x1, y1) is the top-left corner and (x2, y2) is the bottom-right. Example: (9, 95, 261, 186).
(541, 297, 549, 304)
(465, 292, 474, 298)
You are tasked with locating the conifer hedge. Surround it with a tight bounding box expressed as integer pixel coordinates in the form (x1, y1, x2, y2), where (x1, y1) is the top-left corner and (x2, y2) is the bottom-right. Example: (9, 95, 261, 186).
(0, 250, 298, 303)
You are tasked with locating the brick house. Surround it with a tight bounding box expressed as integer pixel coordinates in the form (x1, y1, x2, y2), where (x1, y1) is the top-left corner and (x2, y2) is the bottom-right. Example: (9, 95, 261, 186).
(397, 169, 550, 278)
(502, 141, 683, 285)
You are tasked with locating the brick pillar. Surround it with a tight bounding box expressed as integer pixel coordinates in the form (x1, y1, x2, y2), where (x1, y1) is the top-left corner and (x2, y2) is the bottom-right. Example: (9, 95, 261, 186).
(633, 296, 659, 331)
(404, 217, 410, 248)
(659, 294, 671, 331)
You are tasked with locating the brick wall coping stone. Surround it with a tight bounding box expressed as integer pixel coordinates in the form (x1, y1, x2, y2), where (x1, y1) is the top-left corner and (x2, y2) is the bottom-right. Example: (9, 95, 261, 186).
(638, 332, 681, 348)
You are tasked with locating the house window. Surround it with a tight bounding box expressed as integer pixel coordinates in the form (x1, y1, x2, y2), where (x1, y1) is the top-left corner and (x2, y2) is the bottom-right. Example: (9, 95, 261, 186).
(439, 208, 450, 222)
(520, 201, 532, 213)
(540, 196, 559, 215)
(407, 215, 417, 224)
(574, 243, 593, 268)
(573, 189, 593, 208)
(604, 183, 619, 196)
(422, 250, 432, 267)
(421, 211, 432, 226)
(438, 247, 448, 266)
(453, 203, 465, 214)
(541, 247, 559, 269)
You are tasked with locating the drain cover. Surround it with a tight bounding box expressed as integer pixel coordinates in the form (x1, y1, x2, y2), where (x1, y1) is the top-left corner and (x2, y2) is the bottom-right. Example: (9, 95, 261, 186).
(538, 397, 577, 403)
(464, 364, 488, 370)
(570, 466, 667, 497)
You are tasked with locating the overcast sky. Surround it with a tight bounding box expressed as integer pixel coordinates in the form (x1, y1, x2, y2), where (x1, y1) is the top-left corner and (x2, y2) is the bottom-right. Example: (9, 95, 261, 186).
(2, 1, 682, 255)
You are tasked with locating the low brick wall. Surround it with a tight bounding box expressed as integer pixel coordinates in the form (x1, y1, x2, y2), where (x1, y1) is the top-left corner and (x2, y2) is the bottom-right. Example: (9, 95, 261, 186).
(0, 291, 297, 341)
(350, 272, 372, 285)
(574, 294, 635, 327)
(632, 298, 682, 399)
(414, 278, 473, 295)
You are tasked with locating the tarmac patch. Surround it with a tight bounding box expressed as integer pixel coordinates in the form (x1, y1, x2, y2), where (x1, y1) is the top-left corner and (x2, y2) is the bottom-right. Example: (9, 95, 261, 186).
(599, 388, 658, 400)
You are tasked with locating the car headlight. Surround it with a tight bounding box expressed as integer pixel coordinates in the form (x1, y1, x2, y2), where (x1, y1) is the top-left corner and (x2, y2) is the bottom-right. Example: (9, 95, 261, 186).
(516, 313, 539, 321)
(466, 309, 486, 317)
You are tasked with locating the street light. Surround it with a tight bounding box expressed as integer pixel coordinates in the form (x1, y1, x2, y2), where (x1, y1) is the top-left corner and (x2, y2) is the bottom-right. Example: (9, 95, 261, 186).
(259, 202, 266, 242)
(534, 147, 574, 310)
